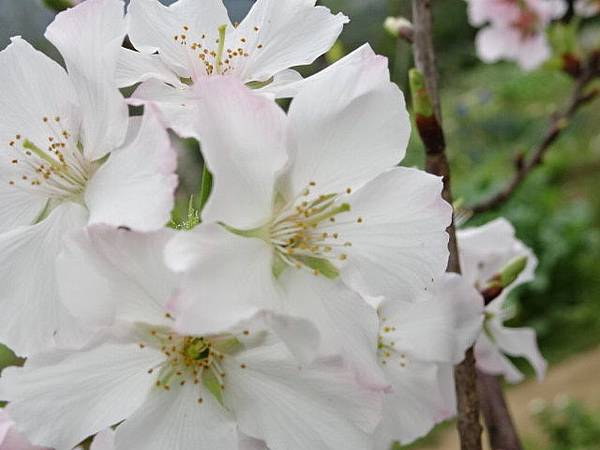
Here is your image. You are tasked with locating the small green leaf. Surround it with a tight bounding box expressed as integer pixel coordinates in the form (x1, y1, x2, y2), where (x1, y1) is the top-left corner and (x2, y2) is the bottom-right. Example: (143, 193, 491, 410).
(297, 256, 340, 279)
(202, 369, 224, 405)
(500, 256, 528, 288)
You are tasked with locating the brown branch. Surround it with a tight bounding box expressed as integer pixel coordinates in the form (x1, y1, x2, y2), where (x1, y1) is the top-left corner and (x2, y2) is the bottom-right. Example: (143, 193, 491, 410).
(477, 371, 523, 450)
(470, 61, 599, 214)
(411, 2, 483, 449)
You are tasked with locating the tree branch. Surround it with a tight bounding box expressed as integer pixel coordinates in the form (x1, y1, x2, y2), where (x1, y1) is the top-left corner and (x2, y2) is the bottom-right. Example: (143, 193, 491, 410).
(410, 2, 482, 449)
(470, 58, 599, 214)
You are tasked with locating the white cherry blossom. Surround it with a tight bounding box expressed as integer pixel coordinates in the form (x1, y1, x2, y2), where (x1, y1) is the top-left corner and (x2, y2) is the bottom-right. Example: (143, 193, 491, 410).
(119, 0, 349, 135)
(458, 218, 547, 383)
(165, 46, 452, 386)
(0, 0, 177, 356)
(374, 274, 484, 448)
(0, 226, 383, 450)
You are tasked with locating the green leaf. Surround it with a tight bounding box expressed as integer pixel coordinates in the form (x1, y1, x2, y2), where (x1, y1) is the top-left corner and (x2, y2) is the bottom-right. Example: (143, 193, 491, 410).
(202, 369, 224, 405)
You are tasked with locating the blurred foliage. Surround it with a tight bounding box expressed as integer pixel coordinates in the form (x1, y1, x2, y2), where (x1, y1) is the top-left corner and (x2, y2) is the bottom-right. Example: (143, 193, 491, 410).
(527, 398, 600, 450)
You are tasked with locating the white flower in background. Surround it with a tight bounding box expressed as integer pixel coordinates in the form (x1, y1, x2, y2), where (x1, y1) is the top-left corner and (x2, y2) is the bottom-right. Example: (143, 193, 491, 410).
(467, 0, 566, 70)
(0, 410, 48, 450)
(575, 0, 600, 17)
(165, 46, 452, 385)
(374, 274, 484, 448)
(0, 226, 383, 450)
(0, 0, 177, 356)
(458, 218, 547, 383)
(118, 0, 349, 135)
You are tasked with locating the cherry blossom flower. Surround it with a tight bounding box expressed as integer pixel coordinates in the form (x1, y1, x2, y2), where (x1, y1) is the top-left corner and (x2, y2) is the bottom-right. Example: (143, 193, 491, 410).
(119, 0, 349, 135)
(458, 218, 547, 383)
(0, 0, 177, 356)
(0, 226, 383, 450)
(165, 45, 452, 385)
(575, 0, 600, 17)
(467, 0, 566, 70)
(374, 274, 484, 448)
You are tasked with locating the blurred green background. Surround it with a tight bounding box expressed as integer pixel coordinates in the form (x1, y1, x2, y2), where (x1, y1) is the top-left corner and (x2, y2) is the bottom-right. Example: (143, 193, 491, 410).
(1, 1, 599, 448)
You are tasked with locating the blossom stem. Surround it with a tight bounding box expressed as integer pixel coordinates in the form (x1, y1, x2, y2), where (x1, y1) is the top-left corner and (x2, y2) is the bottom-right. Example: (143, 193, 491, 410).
(411, 2, 484, 449)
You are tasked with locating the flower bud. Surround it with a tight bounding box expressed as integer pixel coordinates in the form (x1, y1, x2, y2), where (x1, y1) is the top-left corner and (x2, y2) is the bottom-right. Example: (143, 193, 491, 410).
(384, 16, 414, 42)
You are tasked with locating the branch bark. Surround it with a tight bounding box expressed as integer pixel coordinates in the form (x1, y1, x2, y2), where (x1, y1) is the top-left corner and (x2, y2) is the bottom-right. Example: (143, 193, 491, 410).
(469, 59, 599, 214)
(411, 2, 482, 449)
(477, 371, 523, 450)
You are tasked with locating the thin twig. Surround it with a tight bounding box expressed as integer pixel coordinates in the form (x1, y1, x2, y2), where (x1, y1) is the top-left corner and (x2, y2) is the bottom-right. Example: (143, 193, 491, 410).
(410, 2, 483, 449)
(470, 59, 599, 214)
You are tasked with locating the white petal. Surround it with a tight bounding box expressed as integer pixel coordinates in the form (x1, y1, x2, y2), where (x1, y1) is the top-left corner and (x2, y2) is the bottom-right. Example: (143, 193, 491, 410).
(475, 333, 524, 384)
(57, 225, 177, 328)
(85, 106, 178, 231)
(284, 44, 409, 197)
(231, 0, 348, 82)
(475, 25, 516, 64)
(378, 274, 483, 365)
(224, 348, 382, 450)
(280, 271, 385, 388)
(193, 76, 288, 229)
(458, 217, 537, 293)
(337, 167, 452, 300)
(254, 69, 303, 99)
(129, 79, 200, 138)
(0, 38, 78, 205)
(0, 340, 163, 450)
(0, 188, 46, 233)
(376, 360, 451, 447)
(115, 381, 237, 450)
(116, 48, 183, 88)
(127, 0, 232, 79)
(0, 202, 88, 356)
(45, 0, 129, 160)
(491, 323, 547, 381)
(165, 224, 279, 335)
(90, 429, 116, 450)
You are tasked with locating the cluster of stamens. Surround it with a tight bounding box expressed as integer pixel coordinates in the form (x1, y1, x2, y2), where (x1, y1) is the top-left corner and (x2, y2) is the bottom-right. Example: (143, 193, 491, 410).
(140, 322, 250, 406)
(4, 116, 92, 200)
(173, 23, 264, 77)
(269, 181, 363, 276)
(377, 316, 408, 368)
(511, 4, 541, 39)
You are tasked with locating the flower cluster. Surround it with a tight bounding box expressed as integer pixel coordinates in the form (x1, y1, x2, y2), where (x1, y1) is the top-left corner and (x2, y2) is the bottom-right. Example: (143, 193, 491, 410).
(0, 1, 546, 449)
(467, 0, 566, 70)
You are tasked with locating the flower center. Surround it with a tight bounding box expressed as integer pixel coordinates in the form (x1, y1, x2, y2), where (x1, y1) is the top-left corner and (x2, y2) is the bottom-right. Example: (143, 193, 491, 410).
(139, 322, 248, 405)
(173, 22, 264, 78)
(377, 315, 409, 368)
(512, 6, 540, 39)
(4, 116, 96, 202)
(268, 182, 361, 278)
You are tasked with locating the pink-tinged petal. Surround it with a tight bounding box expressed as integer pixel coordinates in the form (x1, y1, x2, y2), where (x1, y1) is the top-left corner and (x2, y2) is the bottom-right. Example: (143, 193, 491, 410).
(165, 224, 280, 336)
(115, 382, 237, 450)
(231, 0, 348, 83)
(285, 44, 409, 197)
(515, 33, 552, 71)
(116, 48, 183, 88)
(337, 167, 452, 301)
(129, 79, 200, 138)
(57, 225, 177, 328)
(224, 349, 383, 450)
(45, 0, 129, 160)
(90, 429, 115, 450)
(0, 202, 89, 356)
(254, 69, 304, 99)
(193, 76, 288, 229)
(475, 25, 517, 64)
(85, 106, 178, 232)
(127, 0, 232, 79)
(0, 340, 164, 450)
